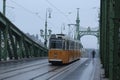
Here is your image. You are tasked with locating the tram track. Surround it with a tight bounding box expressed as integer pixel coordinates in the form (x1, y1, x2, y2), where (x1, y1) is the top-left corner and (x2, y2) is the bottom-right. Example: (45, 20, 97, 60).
(0, 58, 47, 70)
(30, 59, 89, 80)
(0, 63, 50, 80)
(46, 59, 89, 80)
(0, 58, 88, 80)
(0, 61, 48, 74)
(30, 66, 63, 80)
(0, 60, 50, 80)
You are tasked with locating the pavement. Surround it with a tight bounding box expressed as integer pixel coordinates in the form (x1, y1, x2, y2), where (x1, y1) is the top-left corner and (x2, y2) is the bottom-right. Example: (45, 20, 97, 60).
(0, 57, 109, 80)
(93, 58, 109, 80)
(62, 58, 109, 80)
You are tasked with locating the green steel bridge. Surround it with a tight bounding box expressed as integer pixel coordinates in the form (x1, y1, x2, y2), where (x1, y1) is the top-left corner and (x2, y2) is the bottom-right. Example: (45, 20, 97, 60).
(0, 12, 48, 61)
(70, 1, 120, 80)
(0, 0, 120, 80)
(100, 0, 120, 80)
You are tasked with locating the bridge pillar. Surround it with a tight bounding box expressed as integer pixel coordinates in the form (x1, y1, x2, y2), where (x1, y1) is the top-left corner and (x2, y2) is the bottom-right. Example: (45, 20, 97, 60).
(76, 8, 80, 40)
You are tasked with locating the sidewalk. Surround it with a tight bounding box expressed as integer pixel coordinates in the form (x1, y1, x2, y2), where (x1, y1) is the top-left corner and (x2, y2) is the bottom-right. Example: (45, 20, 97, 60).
(93, 58, 109, 80)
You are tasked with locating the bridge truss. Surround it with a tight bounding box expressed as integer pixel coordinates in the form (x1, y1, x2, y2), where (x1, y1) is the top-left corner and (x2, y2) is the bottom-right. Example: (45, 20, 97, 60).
(79, 27, 99, 44)
(0, 12, 48, 61)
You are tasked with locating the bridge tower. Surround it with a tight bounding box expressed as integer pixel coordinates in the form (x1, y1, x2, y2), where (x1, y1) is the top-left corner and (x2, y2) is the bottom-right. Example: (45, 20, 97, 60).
(68, 8, 99, 45)
(76, 8, 80, 40)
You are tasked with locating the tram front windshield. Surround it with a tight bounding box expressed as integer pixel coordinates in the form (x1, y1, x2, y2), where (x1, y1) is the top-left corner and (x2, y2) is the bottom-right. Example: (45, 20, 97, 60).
(50, 39, 63, 49)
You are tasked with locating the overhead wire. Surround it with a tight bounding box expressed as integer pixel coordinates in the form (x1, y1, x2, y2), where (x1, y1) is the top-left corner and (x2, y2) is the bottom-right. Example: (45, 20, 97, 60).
(11, 0, 44, 20)
(45, 0, 72, 23)
(10, 0, 56, 28)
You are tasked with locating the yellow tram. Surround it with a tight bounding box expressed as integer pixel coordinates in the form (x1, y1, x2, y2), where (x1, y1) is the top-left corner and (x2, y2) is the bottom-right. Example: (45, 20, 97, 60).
(48, 34, 83, 64)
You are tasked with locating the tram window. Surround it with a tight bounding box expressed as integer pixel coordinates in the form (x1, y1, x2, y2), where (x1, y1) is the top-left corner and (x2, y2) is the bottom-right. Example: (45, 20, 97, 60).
(75, 43, 77, 49)
(78, 43, 80, 49)
(50, 39, 63, 49)
(70, 41, 74, 50)
(76, 42, 77, 50)
(63, 41, 65, 50)
(66, 40, 69, 50)
(76, 43, 78, 49)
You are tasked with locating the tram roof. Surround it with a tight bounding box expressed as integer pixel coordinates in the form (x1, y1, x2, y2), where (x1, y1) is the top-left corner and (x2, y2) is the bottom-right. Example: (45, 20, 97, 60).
(50, 34, 80, 43)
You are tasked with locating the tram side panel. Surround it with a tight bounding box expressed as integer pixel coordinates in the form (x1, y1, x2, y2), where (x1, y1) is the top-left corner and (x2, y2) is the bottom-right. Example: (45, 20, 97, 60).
(49, 47, 81, 64)
(49, 48, 81, 64)
(48, 50, 69, 64)
(48, 34, 82, 64)
(48, 49, 80, 64)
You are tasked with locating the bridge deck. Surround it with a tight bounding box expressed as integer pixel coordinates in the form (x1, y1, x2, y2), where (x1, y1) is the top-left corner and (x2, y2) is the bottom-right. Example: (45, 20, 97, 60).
(0, 58, 108, 80)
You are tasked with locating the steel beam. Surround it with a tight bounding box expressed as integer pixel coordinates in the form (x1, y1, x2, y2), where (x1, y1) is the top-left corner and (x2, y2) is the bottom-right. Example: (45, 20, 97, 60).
(0, 12, 48, 61)
(0, 30, 1, 61)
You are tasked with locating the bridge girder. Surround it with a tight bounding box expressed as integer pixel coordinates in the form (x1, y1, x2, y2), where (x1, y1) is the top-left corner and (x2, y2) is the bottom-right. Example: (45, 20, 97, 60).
(0, 12, 48, 61)
(79, 30, 99, 38)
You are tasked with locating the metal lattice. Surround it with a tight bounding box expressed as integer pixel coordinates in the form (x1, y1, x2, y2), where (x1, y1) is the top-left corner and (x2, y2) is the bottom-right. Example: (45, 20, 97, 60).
(0, 12, 48, 61)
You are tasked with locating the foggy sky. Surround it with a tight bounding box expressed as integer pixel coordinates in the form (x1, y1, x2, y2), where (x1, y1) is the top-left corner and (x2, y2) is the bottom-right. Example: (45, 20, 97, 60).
(0, 0, 100, 49)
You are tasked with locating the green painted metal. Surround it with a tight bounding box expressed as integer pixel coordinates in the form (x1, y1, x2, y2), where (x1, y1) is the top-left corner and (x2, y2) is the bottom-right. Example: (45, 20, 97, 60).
(76, 8, 80, 40)
(0, 12, 48, 61)
(100, 0, 112, 79)
(0, 30, 1, 61)
(100, 0, 120, 80)
(17, 37, 23, 59)
(113, 0, 120, 79)
(3, 24, 8, 60)
(69, 8, 99, 42)
(3, 0, 6, 16)
(102, 0, 109, 77)
(108, 1, 114, 80)
(79, 28, 99, 38)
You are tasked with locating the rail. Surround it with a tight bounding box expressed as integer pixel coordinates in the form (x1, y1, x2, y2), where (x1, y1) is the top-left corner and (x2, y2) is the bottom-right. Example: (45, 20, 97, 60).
(0, 12, 48, 61)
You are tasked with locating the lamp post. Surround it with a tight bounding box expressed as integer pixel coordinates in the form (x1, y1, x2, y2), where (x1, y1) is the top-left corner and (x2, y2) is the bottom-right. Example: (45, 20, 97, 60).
(68, 8, 80, 40)
(3, 0, 6, 16)
(3, 0, 14, 16)
(40, 8, 52, 47)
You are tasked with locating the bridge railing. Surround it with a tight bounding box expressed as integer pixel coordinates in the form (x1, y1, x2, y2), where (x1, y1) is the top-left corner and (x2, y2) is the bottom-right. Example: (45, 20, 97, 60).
(78, 27, 99, 38)
(0, 12, 48, 61)
(80, 27, 99, 31)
